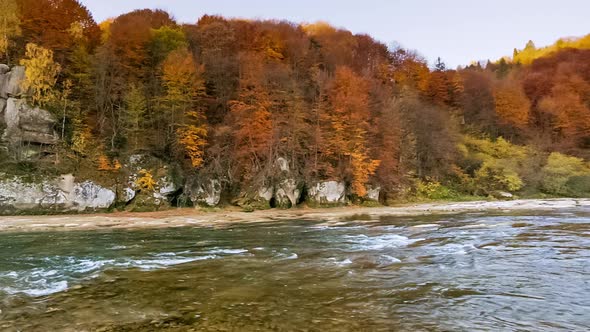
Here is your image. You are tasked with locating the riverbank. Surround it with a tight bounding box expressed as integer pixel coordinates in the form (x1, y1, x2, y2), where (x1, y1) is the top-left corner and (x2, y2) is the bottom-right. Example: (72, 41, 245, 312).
(0, 198, 588, 233)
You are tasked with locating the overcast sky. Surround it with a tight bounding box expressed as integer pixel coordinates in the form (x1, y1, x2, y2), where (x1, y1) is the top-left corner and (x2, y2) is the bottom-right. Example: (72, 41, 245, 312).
(79, 0, 590, 68)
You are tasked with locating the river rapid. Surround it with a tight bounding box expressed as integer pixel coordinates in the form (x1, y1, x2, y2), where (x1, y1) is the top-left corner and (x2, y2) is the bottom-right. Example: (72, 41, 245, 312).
(0, 208, 589, 331)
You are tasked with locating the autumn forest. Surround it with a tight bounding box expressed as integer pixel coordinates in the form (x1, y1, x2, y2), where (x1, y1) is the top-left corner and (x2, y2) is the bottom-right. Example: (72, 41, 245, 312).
(2, 0, 590, 210)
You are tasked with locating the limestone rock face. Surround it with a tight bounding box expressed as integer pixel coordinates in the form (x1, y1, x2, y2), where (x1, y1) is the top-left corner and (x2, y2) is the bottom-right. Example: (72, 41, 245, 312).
(0, 177, 66, 210)
(2, 98, 58, 148)
(258, 186, 274, 202)
(123, 154, 177, 207)
(0, 64, 9, 75)
(276, 157, 289, 172)
(70, 181, 116, 211)
(0, 65, 58, 158)
(1, 66, 25, 98)
(124, 187, 136, 202)
(0, 98, 6, 122)
(308, 181, 346, 205)
(366, 186, 381, 201)
(275, 179, 300, 208)
(153, 176, 176, 204)
(190, 179, 222, 207)
(0, 175, 115, 212)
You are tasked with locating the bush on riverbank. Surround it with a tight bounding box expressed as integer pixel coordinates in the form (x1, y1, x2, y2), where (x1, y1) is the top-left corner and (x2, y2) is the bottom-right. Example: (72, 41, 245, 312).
(541, 153, 590, 197)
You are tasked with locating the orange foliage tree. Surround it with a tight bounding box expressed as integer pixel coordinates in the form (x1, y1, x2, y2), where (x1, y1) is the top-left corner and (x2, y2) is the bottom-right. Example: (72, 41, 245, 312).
(18, 0, 100, 63)
(326, 66, 380, 196)
(229, 52, 273, 179)
(160, 48, 208, 168)
(493, 81, 531, 129)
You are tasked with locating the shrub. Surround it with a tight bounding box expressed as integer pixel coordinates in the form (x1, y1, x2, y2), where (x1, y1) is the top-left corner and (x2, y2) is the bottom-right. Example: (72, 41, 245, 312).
(416, 180, 458, 200)
(541, 153, 590, 196)
(459, 136, 530, 195)
(135, 169, 156, 191)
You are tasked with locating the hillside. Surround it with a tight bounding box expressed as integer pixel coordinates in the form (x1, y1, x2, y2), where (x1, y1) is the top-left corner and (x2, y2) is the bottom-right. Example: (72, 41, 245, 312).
(1, 0, 590, 213)
(512, 34, 590, 64)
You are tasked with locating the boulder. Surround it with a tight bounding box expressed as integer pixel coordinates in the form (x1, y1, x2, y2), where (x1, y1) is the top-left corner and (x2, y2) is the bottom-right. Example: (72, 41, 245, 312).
(190, 179, 222, 207)
(124, 187, 136, 202)
(308, 181, 346, 205)
(275, 157, 290, 172)
(275, 179, 301, 208)
(126, 170, 175, 208)
(258, 186, 274, 202)
(2, 98, 58, 148)
(0, 98, 6, 119)
(2, 66, 25, 98)
(0, 177, 66, 210)
(57, 174, 75, 207)
(0, 73, 7, 99)
(0, 64, 9, 75)
(0, 175, 116, 212)
(492, 191, 514, 200)
(153, 176, 176, 204)
(70, 181, 115, 210)
(365, 186, 381, 201)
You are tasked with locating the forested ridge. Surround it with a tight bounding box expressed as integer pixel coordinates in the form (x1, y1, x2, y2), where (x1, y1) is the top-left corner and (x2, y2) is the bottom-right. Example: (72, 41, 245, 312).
(2, 0, 590, 211)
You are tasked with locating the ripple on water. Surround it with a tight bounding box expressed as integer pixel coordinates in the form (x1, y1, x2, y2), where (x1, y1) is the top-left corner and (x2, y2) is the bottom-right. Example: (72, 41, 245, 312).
(343, 233, 422, 251)
(0, 250, 252, 297)
(0, 210, 589, 331)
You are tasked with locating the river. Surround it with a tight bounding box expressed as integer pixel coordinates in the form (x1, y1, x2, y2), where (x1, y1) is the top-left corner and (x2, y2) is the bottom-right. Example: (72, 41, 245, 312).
(0, 208, 589, 331)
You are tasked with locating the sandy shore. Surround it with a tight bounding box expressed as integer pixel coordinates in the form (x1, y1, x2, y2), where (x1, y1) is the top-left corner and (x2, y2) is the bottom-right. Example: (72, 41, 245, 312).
(0, 198, 588, 233)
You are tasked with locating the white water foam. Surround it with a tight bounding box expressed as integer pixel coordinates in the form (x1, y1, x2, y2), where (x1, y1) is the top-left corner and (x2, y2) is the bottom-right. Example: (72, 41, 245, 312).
(344, 233, 421, 251)
(327, 257, 353, 266)
(207, 248, 249, 255)
(122, 255, 216, 270)
(377, 255, 402, 265)
(5, 280, 69, 297)
(0, 251, 242, 297)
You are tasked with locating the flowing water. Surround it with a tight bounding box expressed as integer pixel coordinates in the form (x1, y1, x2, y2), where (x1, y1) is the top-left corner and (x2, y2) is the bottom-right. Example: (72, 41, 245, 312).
(0, 209, 589, 331)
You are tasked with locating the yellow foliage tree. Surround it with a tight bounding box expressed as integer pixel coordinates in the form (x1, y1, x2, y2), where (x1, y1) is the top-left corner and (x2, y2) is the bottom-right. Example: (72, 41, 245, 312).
(71, 117, 92, 156)
(161, 48, 208, 168)
(19, 43, 61, 106)
(176, 111, 207, 168)
(135, 169, 156, 191)
(0, 0, 20, 60)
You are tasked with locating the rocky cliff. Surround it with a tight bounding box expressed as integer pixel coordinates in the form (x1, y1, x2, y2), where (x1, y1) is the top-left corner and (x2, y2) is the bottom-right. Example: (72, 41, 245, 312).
(0, 65, 59, 159)
(0, 64, 380, 214)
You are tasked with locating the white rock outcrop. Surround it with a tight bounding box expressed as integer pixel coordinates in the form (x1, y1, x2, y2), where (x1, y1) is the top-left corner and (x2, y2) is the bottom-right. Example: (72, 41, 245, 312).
(275, 179, 300, 207)
(308, 181, 346, 204)
(0, 65, 58, 158)
(2, 97, 58, 148)
(70, 181, 116, 210)
(0, 175, 115, 212)
(366, 186, 381, 201)
(153, 176, 176, 204)
(190, 179, 222, 207)
(1, 65, 25, 98)
(258, 186, 274, 202)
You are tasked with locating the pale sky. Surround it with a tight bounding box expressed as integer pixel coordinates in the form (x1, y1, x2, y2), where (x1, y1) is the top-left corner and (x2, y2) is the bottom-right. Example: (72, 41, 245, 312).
(79, 0, 590, 68)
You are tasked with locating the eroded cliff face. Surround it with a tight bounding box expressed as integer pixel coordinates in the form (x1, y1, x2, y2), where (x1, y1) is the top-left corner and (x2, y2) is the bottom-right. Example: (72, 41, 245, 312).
(0, 65, 380, 214)
(0, 65, 59, 160)
(0, 154, 180, 214)
(0, 174, 116, 213)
